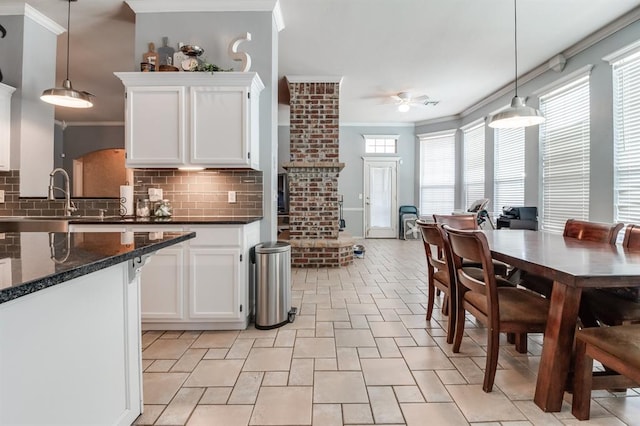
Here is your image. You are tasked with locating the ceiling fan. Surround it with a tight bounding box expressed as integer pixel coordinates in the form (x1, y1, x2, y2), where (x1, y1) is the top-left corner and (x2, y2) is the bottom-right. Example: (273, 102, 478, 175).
(392, 92, 439, 112)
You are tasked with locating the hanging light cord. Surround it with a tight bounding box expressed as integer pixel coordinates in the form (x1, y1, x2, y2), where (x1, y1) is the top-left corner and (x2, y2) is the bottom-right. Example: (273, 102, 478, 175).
(513, 0, 518, 97)
(65, 0, 71, 81)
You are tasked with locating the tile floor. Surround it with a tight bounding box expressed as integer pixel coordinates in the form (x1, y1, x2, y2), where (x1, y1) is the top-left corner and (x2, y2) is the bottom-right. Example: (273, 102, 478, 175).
(135, 238, 640, 426)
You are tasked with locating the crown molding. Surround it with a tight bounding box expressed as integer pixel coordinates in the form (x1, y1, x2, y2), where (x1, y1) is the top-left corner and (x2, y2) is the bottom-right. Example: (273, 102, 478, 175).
(285, 76, 344, 84)
(125, 0, 285, 31)
(114, 71, 265, 92)
(0, 83, 17, 96)
(415, 115, 460, 127)
(60, 121, 125, 127)
(0, 3, 65, 35)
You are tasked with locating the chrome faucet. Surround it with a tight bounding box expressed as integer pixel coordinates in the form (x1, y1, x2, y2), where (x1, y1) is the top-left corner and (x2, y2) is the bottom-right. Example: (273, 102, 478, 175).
(48, 168, 77, 216)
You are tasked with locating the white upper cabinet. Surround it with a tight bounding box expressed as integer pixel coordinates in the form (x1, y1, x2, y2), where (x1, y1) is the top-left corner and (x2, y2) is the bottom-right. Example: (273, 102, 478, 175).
(115, 72, 263, 169)
(0, 83, 16, 171)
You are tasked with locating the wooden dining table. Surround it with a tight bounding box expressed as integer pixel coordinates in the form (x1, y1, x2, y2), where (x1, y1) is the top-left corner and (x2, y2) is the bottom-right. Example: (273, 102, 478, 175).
(482, 229, 640, 412)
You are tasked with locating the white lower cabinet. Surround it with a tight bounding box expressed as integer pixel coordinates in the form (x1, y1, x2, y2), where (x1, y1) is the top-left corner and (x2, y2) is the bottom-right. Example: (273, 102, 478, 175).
(69, 222, 260, 330)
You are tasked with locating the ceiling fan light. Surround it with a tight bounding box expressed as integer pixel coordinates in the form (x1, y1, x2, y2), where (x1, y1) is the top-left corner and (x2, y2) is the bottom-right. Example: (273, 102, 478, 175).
(41, 79, 93, 108)
(488, 96, 545, 128)
(398, 103, 410, 113)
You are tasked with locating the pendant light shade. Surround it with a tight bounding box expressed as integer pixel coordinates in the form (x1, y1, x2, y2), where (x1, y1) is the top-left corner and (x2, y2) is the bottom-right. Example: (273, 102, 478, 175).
(488, 0, 543, 129)
(41, 0, 94, 109)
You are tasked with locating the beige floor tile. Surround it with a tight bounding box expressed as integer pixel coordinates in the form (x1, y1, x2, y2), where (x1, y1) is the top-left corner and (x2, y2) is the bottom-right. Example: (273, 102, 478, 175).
(187, 405, 252, 426)
(297, 328, 316, 337)
(141, 331, 163, 349)
(312, 403, 343, 426)
(253, 337, 275, 347)
(451, 357, 485, 385)
(143, 338, 194, 360)
(143, 372, 189, 404)
(357, 347, 381, 358)
(238, 327, 278, 339)
(335, 329, 376, 347)
(228, 371, 264, 404)
(274, 329, 297, 347)
(289, 358, 315, 386)
(408, 328, 437, 346)
(199, 387, 232, 404)
(243, 347, 293, 371)
(337, 347, 362, 371)
(283, 314, 316, 329)
(512, 401, 563, 425)
(493, 367, 538, 401)
(147, 359, 177, 372)
(262, 371, 289, 386)
(346, 303, 380, 315)
(413, 370, 452, 402)
(142, 359, 154, 371)
(399, 314, 428, 329)
(161, 331, 184, 339)
(368, 386, 404, 423)
(594, 395, 640, 426)
(316, 321, 335, 337)
(400, 346, 455, 370)
(447, 384, 527, 422)
(203, 348, 228, 359)
(316, 308, 350, 322)
(393, 385, 425, 403)
(191, 331, 239, 349)
(342, 403, 374, 424)
(401, 402, 469, 426)
(376, 337, 402, 358)
(171, 348, 206, 373)
(361, 358, 415, 386)
(226, 338, 255, 359)
(250, 386, 313, 425)
(314, 371, 369, 403)
(350, 315, 370, 329)
(369, 321, 411, 338)
(315, 358, 338, 370)
(436, 369, 467, 385)
(375, 298, 408, 309)
(155, 387, 204, 426)
(183, 360, 244, 387)
(293, 337, 336, 358)
(133, 405, 165, 425)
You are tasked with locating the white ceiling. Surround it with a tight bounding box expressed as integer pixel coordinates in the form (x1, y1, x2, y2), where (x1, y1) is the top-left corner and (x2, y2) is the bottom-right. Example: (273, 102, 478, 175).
(23, 0, 640, 126)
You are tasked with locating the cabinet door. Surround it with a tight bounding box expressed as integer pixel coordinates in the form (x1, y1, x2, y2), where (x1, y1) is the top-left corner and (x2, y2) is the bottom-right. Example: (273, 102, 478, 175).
(190, 86, 249, 166)
(188, 247, 242, 320)
(0, 85, 14, 171)
(140, 246, 185, 320)
(126, 86, 186, 166)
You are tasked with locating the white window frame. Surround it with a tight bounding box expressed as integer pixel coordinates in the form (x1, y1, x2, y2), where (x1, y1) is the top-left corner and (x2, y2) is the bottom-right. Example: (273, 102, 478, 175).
(362, 134, 399, 154)
(538, 73, 591, 234)
(493, 127, 525, 213)
(462, 120, 485, 210)
(418, 130, 456, 216)
(609, 48, 640, 224)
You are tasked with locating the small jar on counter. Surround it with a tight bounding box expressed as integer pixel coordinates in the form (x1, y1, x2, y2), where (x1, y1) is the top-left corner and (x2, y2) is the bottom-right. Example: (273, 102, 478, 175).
(136, 199, 151, 217)
(154, 199, 173, 217)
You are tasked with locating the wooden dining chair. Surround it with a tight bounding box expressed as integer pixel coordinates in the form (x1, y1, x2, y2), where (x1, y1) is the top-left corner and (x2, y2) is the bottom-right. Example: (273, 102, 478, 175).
(580, 224, 640, 327)
(433, 214, 509, 277)
(520, 219, 624, 297)
(444, 225, 550, 392)
(572, 324, 640, 420)
(417, 220, 457, 343)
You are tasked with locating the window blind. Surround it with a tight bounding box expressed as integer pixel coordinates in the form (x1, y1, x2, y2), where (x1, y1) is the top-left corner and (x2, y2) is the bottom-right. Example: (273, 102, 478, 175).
(494, 127, 524, 212)
(613, 51, 640, 223)
(419, 131, 456, 215)
(463, 122, 485, 209)
(539, 76, 590, 234)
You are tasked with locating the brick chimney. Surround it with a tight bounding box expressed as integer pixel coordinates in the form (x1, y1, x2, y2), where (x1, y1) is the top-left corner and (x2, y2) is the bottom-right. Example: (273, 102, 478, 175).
(283, 76, 353, 267)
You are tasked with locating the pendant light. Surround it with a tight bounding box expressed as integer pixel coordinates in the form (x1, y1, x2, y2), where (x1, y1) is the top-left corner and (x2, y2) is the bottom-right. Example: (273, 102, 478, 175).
(488, 0, 544, 128)
(41, 0, 94, 108)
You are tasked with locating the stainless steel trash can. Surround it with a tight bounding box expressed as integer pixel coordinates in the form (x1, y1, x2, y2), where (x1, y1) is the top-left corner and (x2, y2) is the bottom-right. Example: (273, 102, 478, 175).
(254, 242, 297, 329)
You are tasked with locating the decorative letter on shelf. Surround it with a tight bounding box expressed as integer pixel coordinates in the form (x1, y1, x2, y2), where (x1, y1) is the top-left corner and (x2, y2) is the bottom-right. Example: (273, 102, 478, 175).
(228, 32, 252, 72)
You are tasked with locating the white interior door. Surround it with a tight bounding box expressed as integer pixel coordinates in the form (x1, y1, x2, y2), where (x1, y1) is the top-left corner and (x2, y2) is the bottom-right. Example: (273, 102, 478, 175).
(364, 158, 399, 238)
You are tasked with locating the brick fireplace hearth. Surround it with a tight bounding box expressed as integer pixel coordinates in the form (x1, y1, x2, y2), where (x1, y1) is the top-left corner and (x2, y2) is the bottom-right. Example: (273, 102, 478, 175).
(283, 76, 353, 267)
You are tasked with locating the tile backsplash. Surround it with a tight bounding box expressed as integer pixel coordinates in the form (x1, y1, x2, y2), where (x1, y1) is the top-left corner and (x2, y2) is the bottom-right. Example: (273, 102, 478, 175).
(0, 169, 263, 217)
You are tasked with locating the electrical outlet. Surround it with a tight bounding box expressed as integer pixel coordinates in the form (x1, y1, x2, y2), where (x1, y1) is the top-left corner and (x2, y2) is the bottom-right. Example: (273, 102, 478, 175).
(0, 190, 5, 203)
(228, 191, 237, 203)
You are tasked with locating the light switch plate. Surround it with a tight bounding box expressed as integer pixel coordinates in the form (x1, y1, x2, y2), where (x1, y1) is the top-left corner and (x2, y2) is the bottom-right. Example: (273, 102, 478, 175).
(228, 191, 237, 203)
(0, 190, 5, 203)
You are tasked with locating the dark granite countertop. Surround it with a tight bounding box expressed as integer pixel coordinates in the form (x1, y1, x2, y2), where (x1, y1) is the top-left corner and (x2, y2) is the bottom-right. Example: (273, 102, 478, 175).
(0, 231, 195, 304)
(71, 216, 262, 225)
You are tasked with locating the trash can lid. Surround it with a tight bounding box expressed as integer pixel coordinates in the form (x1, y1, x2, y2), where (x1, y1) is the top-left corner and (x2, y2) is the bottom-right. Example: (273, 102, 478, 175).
(256, 241, 291, 253)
